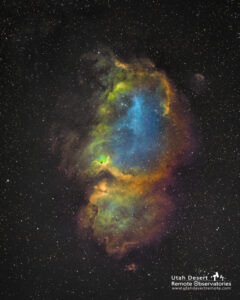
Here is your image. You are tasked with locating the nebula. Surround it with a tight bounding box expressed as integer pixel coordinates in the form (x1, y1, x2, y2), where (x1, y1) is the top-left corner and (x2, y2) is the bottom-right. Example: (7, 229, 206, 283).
(51, 51, 194, 258)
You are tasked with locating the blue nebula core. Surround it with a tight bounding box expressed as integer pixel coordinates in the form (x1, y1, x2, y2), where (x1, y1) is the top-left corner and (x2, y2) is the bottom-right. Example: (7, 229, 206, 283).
(110, 91, 166, 169)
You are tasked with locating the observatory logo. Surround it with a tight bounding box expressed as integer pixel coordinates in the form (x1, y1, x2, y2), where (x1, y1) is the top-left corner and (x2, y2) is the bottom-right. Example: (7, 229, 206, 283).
(171, 272, 231, 291)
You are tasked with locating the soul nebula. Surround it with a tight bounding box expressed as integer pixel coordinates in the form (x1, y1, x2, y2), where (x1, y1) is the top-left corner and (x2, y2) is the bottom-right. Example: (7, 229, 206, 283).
(51, 54, 194, 257)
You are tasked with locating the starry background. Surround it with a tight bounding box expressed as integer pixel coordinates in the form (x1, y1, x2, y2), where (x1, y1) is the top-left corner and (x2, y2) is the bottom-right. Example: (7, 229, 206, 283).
(1, 1, 240, 299)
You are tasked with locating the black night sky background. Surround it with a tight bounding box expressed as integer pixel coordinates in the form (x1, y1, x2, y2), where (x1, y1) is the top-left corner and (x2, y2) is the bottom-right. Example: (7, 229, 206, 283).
(1, 1, 240, 299)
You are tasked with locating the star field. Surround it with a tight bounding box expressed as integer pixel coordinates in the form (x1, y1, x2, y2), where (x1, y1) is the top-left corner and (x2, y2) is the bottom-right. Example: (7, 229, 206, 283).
(1, 1, 240, 299)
